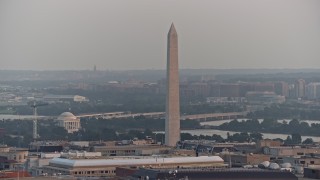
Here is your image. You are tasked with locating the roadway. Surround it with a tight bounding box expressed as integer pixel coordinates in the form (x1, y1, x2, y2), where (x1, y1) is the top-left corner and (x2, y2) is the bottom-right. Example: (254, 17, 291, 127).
(77, 111, 248, 121)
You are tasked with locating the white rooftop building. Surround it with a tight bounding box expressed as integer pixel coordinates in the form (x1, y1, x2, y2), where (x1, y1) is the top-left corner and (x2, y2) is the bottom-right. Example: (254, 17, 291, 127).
(43, 95, 88, 103)
(43, 156, 225, 177)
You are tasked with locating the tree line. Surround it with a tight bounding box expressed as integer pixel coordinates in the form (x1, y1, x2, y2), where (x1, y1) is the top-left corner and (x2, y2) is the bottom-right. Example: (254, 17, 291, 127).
(217, 118, 320, 136)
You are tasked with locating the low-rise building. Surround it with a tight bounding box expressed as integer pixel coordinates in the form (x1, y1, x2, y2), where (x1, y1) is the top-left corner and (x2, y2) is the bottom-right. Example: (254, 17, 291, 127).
(60, 151, 101, 159)
(221, 153, 270, 167)
(27, 153, 60, 176)
(29, 141, 66, 152)
(180, 141, 257, 154)
(67, 141, 90, 151)
(257, 139, 283, 148)
(304, 165, 320, 179)
(43, 95, 88, 103)
(263, 146, 320, 157)
(282, 155, 320, 167)
(0, 146, 28, 170)
(246, 91, 285, 104)
(27, 151, 102, 176)
(91, 144, 171, 156)
(42, 156, 225, 177)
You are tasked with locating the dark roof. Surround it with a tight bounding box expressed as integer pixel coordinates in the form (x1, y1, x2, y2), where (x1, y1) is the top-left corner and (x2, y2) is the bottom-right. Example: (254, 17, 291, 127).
(0, 156, 17, 163)
(132, 168, 298, 180)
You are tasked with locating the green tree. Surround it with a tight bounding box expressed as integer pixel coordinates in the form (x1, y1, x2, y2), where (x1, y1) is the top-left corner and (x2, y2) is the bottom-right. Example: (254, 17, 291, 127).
(250, 132, 263, 142)
(144, 129, 153, 137)
(291, 133, 302, 144)
(228, 132, 250, 143)
(302, 138, 314, 144)
(212, 134, 224, 142)
(284, 136, 292, 145)
(289, 119, 300, 131)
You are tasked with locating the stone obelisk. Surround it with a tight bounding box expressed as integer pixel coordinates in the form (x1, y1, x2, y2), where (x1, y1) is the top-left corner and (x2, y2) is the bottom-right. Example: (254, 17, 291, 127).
(165, 23, 180, 146)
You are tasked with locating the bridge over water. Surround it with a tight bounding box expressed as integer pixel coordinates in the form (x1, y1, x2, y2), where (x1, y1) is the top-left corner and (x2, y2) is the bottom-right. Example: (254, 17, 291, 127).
(77, 111, 248, 121)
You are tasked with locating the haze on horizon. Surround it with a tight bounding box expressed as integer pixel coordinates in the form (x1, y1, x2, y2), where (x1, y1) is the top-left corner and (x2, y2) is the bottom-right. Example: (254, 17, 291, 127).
(0, 0, 320, 71)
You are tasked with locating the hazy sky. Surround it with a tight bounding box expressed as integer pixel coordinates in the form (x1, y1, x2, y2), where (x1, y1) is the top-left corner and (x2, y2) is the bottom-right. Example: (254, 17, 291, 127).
(1, 0, 320, 70)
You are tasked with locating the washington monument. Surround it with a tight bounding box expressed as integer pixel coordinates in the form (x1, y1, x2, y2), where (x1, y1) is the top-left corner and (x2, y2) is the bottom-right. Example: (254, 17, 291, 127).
(165, 23, 180, 146)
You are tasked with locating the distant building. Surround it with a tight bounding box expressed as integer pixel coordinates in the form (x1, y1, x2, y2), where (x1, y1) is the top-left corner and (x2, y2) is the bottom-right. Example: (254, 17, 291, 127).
(43, 95, 88, 103)
(239, 83, 255, 97)
(257, 139, 283, 151)
(306, 82, 320, 100)
(55, 112, 81, 133)
(246, 91, 285, 104)
(209, 83, 221, 97)
(220, 84, 240, 97)
(288, 84, 296, 98)
(206, 97, 246, 105)
(254, 83, 275, 92)
(274, 82, 289, 97)
(188, 82, 210, 97)
(295, 79, 306, 99)
(263, 146, 320, 157)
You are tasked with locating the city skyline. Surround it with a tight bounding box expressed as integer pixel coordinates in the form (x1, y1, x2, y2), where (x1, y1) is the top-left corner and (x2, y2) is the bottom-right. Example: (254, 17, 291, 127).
(1, 0, 320, 70)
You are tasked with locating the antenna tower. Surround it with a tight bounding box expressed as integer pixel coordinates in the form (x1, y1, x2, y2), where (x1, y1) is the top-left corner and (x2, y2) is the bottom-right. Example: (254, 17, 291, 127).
(30, 101, 48, 140)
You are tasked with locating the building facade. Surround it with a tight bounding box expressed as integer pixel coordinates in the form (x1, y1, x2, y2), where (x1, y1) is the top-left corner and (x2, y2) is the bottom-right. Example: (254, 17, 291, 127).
(295, 79, 306, 99)
(306, 82, 320, 100)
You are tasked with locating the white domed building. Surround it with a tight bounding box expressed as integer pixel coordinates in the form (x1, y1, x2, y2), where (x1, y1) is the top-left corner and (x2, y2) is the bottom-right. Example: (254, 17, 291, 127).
(56, 112, 81, 133)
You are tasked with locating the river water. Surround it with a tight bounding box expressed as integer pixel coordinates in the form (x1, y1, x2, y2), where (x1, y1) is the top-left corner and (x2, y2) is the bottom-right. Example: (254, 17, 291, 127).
(197, 119, 320, 141)
(167, 118, 320, 142)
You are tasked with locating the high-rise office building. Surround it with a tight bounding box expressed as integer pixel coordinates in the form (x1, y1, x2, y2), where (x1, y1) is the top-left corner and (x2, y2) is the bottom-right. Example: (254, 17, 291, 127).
(295, 79, 306, 98)
(165, 23, 180, 146)
(306, 82, 320, 100)
(274, 81, 289, 97)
